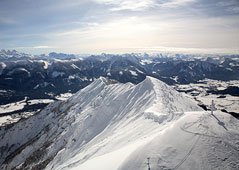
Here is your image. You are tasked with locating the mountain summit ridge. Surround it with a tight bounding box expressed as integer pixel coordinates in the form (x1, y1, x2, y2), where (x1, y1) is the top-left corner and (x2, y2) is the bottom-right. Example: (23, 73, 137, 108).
(1, 76, 238, 170)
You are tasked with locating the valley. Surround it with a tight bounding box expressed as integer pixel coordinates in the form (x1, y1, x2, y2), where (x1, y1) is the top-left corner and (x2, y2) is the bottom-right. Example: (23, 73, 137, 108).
(0, 50, 238, 126)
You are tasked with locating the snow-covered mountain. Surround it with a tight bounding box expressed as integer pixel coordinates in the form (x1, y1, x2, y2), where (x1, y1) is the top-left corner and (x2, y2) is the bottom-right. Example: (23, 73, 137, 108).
(1, 77, 238, 170)
(1, 50, 239, 107)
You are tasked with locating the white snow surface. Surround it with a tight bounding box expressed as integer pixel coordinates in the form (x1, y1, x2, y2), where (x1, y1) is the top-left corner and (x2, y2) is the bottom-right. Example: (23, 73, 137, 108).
(28, 99, 55, 105)
(7, 68, 31, 77)
(0, 98, 27, 114)
(129, 70, 138, 76)
(0, 77, 238, 170)
(55, 93, 73, 101)
(52, 71, 65, 78)
(0, 116, 14, 125)
(0, 62, 6, 75)
(140, 59, 153, 65)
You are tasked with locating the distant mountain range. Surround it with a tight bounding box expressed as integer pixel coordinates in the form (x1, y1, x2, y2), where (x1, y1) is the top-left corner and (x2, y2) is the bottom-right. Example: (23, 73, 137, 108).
(0, 49, 239, 105)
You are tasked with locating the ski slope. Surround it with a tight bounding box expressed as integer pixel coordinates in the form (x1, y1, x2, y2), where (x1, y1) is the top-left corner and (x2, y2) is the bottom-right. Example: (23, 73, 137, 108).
(0, 77, 238, 170)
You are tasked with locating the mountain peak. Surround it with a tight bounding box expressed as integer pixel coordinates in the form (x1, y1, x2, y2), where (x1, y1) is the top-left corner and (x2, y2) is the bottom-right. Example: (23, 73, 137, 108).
(1, 76, 237, 170)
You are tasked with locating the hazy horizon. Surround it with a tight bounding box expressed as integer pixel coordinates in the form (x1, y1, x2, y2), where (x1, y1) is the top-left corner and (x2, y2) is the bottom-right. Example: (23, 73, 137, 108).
(0, 0, 239, 55)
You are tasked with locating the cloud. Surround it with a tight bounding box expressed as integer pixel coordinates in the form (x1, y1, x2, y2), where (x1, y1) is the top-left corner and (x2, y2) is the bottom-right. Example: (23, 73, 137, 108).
(15, 46, 58, 49)
(45, 11, 239, 54)
(1, 0, 238, 54)
(159, 0, 196, 8)
(110, 0, 155, 11)
(231, 6, 239, 13)
(33, 46, 53, 49)
(217, 0, 238, 7)
(94, 0, 196, 11)
(94, 0, 155, 11)
(0, 17, 19, 25)
(216, 0, 239, 13)
(124, 46, 239, 54)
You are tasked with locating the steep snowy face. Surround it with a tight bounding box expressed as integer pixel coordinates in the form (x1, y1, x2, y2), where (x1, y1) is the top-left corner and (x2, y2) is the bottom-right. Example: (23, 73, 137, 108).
(0, 76, 202, 170)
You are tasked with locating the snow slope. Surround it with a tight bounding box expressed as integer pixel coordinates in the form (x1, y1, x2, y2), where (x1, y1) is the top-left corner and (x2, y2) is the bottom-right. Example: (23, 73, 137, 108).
(119, 111, 239, 170)
(0, 77, 238, 170)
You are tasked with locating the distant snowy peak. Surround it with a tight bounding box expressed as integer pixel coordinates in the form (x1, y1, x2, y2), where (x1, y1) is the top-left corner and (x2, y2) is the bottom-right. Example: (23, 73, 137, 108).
(48, 52, 76, 60)
(0, 49, 34, 60)
(0, 50, 77, 61)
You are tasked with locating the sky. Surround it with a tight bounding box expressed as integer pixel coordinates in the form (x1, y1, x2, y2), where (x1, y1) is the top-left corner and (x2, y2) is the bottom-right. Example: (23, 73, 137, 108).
(0, 0, 239, 55)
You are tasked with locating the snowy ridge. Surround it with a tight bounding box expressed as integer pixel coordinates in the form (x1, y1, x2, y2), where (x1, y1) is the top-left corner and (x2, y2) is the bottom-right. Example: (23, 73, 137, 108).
(48, 76, 202, 170)
(144, 77, 200, 124)
(0, 77, 238, 170)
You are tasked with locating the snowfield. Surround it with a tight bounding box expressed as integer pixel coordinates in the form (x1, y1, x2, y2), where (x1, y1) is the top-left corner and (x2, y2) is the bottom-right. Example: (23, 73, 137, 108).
(0, 98, 27, 114)
(0, 98, 55, 127)
(0, 77, 238, 170)
(174, 79, 239, 114)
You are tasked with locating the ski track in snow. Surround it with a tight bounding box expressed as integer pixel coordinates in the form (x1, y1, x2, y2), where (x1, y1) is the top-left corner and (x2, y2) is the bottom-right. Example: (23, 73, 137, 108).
(172, 134, 202, 170)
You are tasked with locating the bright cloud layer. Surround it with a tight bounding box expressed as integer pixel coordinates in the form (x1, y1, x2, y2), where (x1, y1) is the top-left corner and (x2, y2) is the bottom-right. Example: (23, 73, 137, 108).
(0, 0, 238, 54)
